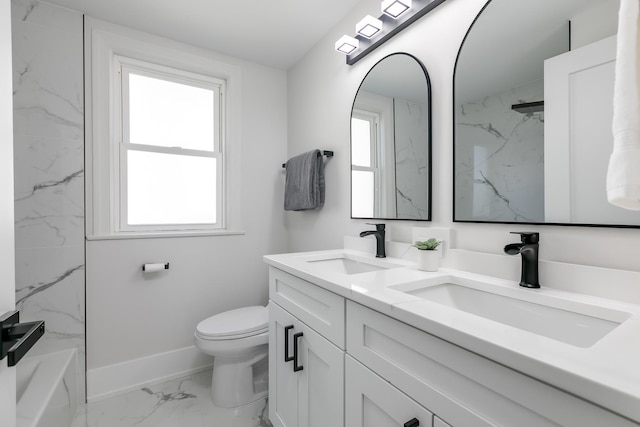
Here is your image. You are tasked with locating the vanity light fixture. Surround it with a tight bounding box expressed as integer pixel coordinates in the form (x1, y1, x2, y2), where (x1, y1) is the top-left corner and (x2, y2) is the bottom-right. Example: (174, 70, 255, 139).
(335, 0, 448, 65)
(335, 35, 360, 54)
(381, 0, 412, 18)
(356, 15, 383, 39)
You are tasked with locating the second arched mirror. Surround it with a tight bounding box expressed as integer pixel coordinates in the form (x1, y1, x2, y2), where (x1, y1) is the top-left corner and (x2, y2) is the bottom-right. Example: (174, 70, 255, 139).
(350, 53, 432, 220)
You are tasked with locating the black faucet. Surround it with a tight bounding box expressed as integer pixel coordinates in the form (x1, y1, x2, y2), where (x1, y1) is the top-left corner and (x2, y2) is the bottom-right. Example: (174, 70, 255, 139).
(504, 232, 540, 288)
(359, 223, 386, 258)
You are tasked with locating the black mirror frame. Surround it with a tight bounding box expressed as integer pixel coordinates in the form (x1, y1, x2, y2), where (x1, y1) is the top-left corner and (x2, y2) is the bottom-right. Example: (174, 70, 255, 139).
(452, 0, 640, 229)
(350, 52, 433, 222)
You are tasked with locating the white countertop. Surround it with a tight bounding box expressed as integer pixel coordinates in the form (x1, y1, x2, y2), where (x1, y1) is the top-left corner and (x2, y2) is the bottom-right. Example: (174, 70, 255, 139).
(264, 248, 640, 423)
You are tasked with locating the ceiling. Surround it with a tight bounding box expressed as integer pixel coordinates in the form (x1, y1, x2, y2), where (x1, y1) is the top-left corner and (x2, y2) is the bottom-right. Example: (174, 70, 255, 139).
(42, 0, 362, 70)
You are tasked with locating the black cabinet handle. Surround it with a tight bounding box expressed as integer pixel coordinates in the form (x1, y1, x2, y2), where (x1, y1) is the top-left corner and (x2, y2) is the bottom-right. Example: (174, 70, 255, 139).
(293, 332, 304, 372)
(284, 325, 294, 362)
(404, 418, 419, 427)
(0, 311, 45, 367)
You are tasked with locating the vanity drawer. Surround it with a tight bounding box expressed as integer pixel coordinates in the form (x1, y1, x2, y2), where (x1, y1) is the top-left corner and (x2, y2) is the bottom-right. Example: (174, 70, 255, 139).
(269, 267, 345, 348)
(346, 301, 636, 427)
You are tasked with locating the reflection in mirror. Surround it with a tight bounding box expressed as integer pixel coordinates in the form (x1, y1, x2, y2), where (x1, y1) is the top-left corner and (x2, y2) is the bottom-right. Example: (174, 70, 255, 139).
(351, 53, 432, 220)
(453, 0, 634, 226)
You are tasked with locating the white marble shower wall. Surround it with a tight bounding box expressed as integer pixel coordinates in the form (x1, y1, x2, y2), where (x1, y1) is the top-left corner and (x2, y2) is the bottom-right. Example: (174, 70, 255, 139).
(394, 97, 430, 219)
(11, 0, 85, 404)
(455, 79, 544, 222)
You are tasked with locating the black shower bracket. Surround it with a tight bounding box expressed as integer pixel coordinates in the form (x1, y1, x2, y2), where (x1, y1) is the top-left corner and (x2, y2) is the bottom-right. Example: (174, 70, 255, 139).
(0, 310, 45, 367)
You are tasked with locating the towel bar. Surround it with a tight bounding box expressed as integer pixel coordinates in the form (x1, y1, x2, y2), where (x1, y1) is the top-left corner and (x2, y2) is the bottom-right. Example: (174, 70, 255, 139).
(282, 150, 333, 168)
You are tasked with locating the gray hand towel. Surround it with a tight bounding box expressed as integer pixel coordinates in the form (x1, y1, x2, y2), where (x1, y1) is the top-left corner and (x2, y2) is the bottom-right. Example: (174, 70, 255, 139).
(284, 149, 325, 211)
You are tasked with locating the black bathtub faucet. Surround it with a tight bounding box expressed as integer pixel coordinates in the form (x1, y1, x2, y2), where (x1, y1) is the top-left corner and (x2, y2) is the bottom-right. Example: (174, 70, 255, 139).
(504, 232, 540, 288)
(359, 223, 386, 258)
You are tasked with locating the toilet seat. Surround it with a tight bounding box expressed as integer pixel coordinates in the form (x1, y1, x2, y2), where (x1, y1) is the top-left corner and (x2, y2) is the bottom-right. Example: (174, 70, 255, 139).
(196, 305, 268, 340)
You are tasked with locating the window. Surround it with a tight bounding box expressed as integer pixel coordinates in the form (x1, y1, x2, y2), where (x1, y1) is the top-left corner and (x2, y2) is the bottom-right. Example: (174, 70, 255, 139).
(116, 58, 224, 231)
(86, 19, 243, 238)
(351, 91, 397, 219)
(351, 112, 379, 218)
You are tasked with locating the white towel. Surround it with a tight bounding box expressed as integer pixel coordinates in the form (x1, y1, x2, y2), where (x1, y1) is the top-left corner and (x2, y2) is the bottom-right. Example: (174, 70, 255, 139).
(606, 0, 640, 210)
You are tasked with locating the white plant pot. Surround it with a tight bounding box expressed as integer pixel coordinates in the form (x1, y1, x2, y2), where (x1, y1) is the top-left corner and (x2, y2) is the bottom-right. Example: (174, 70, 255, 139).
(416, 250, 440, 272)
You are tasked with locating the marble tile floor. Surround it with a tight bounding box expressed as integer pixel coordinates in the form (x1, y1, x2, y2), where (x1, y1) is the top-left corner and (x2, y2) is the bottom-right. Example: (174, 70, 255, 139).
(71, 370, 272, 427)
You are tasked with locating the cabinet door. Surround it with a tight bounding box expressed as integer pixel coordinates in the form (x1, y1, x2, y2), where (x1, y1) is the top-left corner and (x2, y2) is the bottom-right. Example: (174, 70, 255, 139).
(297, 319, 344, 427)
(269, 303, 298, 427)
(270, 301, 345, 427)
(346, 355, 433, 427)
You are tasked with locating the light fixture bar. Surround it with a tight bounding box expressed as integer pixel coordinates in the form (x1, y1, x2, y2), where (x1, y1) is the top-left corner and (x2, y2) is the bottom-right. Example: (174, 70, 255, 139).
(381, 0, 412, 18)
(356, 15, 383, 39)
(335, 35, 360, 54)
(346, 0, 448, 65)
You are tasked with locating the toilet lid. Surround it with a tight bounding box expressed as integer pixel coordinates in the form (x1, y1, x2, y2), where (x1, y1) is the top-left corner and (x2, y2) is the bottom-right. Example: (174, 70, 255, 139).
(196, 306, 268, 338)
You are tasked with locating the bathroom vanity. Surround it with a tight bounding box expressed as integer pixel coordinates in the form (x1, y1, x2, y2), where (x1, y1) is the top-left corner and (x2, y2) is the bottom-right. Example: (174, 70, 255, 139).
(265, 248, 640, 427)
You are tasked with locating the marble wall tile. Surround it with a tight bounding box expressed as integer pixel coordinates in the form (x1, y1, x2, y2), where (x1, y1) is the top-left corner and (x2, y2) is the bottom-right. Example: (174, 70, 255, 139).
(11, 0, 85, 404)
(455, 80, 544, 222)
(394, 98, 430, 219)
(13, 134, 84, 249)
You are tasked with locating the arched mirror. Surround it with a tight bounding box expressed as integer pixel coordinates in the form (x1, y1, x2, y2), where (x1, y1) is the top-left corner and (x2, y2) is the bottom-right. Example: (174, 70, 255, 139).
(351, 53, 432, 220)
(453, 0, 635, 226)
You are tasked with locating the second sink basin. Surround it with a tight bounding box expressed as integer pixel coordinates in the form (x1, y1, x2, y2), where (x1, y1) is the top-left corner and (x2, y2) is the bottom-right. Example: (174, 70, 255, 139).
(393, 277, 630, 348)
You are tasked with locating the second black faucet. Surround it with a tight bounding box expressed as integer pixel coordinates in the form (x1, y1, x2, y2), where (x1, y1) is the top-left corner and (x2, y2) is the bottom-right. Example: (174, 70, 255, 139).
(504, 231, 540, 288)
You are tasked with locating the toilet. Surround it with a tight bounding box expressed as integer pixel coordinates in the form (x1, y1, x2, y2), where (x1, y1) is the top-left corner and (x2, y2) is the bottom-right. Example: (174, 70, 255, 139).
(194, 305, 269, 408)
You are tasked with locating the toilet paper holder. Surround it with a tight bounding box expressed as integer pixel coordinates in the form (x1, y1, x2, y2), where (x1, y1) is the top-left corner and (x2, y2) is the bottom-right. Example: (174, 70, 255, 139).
(142, 263, 170, 272)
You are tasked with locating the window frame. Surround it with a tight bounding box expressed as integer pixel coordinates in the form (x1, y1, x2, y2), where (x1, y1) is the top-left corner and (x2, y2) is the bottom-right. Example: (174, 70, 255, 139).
(115, 57, 225, 232)
(85, 18, 243, 239)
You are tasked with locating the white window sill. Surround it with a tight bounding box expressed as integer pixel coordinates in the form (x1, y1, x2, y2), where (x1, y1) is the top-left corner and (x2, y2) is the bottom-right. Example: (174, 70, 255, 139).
(86, 229, 246, 241)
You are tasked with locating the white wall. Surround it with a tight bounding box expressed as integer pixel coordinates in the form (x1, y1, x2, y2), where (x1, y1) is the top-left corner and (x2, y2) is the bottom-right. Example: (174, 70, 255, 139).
(571, 0, 619, 49)
(86, 31, 289, 382)
(287, 0, 640, 277)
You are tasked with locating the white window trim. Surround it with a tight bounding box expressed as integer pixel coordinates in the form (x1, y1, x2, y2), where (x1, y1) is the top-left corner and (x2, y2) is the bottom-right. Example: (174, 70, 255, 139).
(85, 18, 243, 239)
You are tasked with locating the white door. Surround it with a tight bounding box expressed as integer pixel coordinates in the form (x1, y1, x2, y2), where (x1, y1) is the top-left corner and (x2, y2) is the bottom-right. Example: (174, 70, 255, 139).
(544, 35, 637, 225)
(0, 0, 16, 426)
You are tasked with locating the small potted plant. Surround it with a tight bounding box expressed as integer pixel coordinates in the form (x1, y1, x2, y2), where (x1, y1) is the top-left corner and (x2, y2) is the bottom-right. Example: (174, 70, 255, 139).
(414, 238, 442, 271)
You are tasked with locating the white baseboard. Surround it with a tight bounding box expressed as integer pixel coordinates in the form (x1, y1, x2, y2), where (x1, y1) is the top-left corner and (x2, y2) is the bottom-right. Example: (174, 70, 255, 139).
(87, 345, 212, 402)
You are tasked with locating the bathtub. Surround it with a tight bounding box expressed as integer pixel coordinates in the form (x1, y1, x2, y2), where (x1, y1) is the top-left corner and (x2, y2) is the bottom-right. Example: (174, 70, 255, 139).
(17, 349, 78, 427)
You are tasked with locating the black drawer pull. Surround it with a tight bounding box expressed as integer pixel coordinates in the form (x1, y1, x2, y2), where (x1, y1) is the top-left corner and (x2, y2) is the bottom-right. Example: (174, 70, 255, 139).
(293, 332, 304, 372)
(284, 325, 294, 362)
(404, 418, 419, 427)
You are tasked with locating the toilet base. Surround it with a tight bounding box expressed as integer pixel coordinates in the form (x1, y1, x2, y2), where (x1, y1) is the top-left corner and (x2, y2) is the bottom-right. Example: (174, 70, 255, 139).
(211, 344, 268, 408)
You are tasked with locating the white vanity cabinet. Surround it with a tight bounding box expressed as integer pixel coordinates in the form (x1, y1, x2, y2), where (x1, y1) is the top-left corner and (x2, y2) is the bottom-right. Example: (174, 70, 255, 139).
(267, 264, 639, 427)
(268, 268, 345, 427)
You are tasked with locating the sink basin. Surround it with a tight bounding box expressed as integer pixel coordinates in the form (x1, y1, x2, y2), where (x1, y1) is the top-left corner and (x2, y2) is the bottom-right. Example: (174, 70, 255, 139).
(306, 255, 395, 275)
(395, 279, 630, 348)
